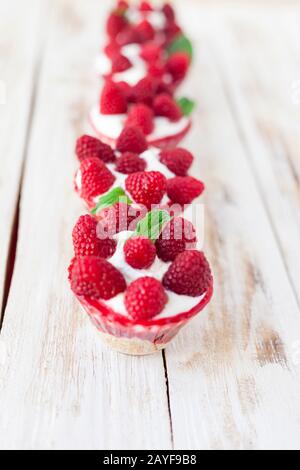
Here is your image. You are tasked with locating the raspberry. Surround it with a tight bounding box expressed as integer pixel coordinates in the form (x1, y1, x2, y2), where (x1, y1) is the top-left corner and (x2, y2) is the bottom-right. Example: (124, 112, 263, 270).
(115, 152, 146, 174)
(148, 61, 165, 79)
(124, 236, 156, 269)
(106, 13, 127, 38)
(156, 81, 174, 96)
(75, 135, 116, 163)
(162, 3, 175, 22)
(111, 54, 132, 73)
(153, 93, 182, 122)
(155, 217, 197, 262)
(125, 104, 154, 135)
(98, 202, 143, 237)
(163, 250, 212, 297)
(72, 215, 116, 259)
(80, 157, 115, 202)
(166, 52, 190, 82)
(117, 1, 129, 12)
(167, 176, 205, 204)
(126, 171, 167, 209)
(135, 20, 155, 43)
(116, 126, 148, 154)
(104, 42, 120, 59)
(118, 26, 141, 46)
(139, 1, 153, 12)
(69, 256, 126, 300)
(140, 42, 162, 63)
(116, 80, 132, 99)
(164, 22, 182, 45)
(125, 277, 168, 320)
(130, 76, 158, 105)
(159, 148, 193, 176)
(100, 80, 127, 115)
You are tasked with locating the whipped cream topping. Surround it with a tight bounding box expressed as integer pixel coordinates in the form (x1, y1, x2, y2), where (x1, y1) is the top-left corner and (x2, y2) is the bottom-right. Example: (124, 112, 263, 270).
(105, 231, 204, 319)
(90, 105, 190, 142)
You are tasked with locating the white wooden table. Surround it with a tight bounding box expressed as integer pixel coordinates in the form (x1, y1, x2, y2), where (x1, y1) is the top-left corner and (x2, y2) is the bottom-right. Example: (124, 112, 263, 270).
(1, 0, 300, 450)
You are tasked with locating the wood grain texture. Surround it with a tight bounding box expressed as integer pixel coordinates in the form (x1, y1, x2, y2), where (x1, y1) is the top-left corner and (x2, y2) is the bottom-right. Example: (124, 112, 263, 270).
(163, 2, 300, 451)
(1, 0, 300, 450)
(0, 0, 171, 450)
(0, 0, 45, 317)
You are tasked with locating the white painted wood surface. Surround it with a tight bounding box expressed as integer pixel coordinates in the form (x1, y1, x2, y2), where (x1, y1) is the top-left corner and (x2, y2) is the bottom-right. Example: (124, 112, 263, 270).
(0, 0, 44, 316)
(0, 0, 300, 450)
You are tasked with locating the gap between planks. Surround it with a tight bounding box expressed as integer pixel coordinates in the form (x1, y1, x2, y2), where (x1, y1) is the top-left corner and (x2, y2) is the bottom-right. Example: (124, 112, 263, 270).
(0, 51, 46, 330)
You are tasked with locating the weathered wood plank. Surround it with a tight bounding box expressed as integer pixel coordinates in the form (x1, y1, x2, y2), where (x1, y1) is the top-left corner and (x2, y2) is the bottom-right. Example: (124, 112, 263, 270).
(0, 0, 45, 317)
(164, 5, 300, 450)
(0, 0, 172, 450)
(212, 7, 300, 305)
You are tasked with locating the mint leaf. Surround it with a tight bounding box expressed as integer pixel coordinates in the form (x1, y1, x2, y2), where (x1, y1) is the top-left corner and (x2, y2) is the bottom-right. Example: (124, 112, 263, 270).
(135, 210, 172, 242)
(177, 97, 195, 116)
(91, 187, 132, 215)
(168, 35, 193, 59)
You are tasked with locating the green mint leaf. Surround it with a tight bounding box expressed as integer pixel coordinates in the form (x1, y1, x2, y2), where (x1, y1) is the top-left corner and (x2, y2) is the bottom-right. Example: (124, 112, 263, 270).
(135, 210, 172, 242)
(91, 187, 132, 215)
(177, 97, 195, 116)
(168, 35, 193, 59)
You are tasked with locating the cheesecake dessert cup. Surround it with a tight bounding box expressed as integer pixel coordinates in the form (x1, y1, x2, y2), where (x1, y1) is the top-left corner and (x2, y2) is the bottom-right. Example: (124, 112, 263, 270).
(89, 108, 192, 150)
(77, 282, 213, 355)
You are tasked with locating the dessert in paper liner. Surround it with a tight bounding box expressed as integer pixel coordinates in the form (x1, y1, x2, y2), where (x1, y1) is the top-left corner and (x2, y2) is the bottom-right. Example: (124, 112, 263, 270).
(89, 109, 192, 150)
(76, 282, 213, 356)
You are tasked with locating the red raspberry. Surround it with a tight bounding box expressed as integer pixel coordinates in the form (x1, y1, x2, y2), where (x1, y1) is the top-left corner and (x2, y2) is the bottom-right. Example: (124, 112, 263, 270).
(116, 80, 132, 99)
(130, 76, 158, 105)
(80, 157, 116, 202)
(125, 104, 154, 135)
(117, 1, 129, 12)
(125, 277, 168, 320)
(163, 250, 212, 297)
(116, 152, 146, 174)
(162, 3, 175, 22)
(164, 22, 182, 45)
(139, 1, 153, 12)
(75, 135, 116, 163)
(135, 20, 155, 43)
(156, 81, 174, 96)
(116, 126, 148, 154)
(72, 215, 116, 259)
(100, 80, 127, 115)
(153, 93, 182, 122)
(126, 171, 167, 209)
(98, 202, 143, 237)
(124, 236, 156, 269)
(166, 52, 190, 82)
(159, 148, 193, 176)
(118, 26, 141, 46)
(69, 256, 126, 300)
(111, 54, 132, 73)
(148, 61, 165, 79)
(106, 13, 127, 38)
(167, 176, 205, 204)
(104, 42, 120, 59)
(140, 42, 162, 63)
(155, 217, 197, 262)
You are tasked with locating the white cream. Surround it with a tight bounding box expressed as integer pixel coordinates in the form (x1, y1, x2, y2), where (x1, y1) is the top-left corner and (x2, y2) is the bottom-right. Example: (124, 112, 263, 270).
(105, 231, 204, 319)
(90, 106, 190, 142)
